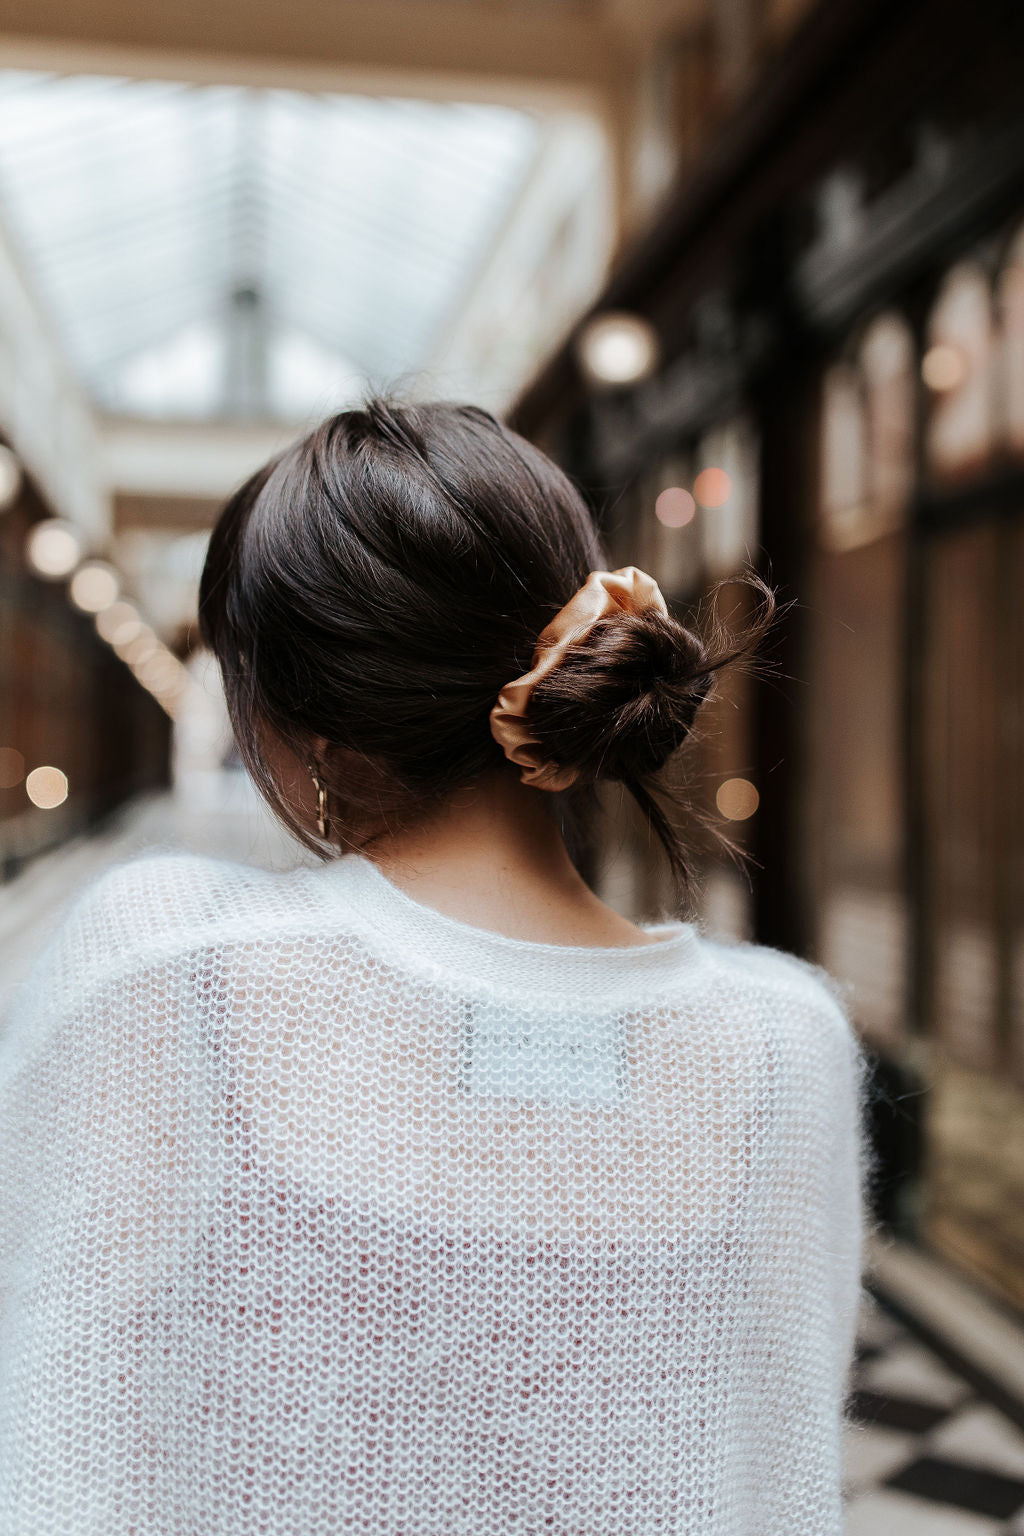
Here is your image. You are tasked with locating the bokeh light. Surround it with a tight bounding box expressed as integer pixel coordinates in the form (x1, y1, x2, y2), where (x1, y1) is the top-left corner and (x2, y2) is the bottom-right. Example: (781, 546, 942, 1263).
(137, 654, 181, 689)
(129, 640, 190, 721)
(0, 444, 21, 511)
(577, 311, 659, 387)
(25, 765, 69, 809)
(26, 519, 82, 579)
(716, 777, 759, 820)
(96, 600, 142, 645)
(0, 746, 25, 788)
(693, 468, 733, 508)
(921, 343, 967, 392)
(120, 631, 159, 666)
(70, 560, 120, 613)
(655, 487, 697, 527)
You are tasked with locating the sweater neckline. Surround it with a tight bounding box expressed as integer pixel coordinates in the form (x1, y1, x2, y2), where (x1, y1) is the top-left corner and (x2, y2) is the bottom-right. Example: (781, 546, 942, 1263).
(316, 851, 703, 999)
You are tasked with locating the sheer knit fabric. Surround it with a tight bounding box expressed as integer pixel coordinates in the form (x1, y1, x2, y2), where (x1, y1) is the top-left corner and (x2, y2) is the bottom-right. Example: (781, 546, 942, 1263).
(0, 850, 869, 1535)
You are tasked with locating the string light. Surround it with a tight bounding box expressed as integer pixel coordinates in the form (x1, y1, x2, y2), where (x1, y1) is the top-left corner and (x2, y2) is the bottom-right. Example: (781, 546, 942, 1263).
(130, 644, 189, 719)
(90, 595, 189, 719)
(24, 525, 186, 724)
(70, 560, 120, 614)
(26, 519, 82, 579)
(96, 601, 142, 645)
(118, 630, 160, 666)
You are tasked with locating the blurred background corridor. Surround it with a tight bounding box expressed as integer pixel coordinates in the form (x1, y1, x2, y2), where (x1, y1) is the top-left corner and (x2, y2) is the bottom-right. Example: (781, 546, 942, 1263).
(1, 0, 1023, 1527)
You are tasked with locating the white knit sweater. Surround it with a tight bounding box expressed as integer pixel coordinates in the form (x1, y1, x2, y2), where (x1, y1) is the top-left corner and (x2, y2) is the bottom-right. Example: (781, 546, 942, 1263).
(0, 850, 869, 1535)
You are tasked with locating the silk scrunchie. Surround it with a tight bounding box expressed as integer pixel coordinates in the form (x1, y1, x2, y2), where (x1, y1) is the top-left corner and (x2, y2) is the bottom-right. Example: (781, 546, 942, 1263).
(489, 566, 669, 792)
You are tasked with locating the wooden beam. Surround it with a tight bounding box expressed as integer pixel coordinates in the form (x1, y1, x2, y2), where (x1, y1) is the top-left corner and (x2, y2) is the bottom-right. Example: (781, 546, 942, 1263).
(113, 492, 222, 533)
(0, 0, 618, 108)
(511, 0, 990, 439)
(99, 417, 298, 500)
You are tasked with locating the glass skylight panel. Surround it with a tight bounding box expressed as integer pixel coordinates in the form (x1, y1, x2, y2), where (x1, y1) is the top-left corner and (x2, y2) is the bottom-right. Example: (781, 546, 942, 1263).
(0, 70, 540, 420)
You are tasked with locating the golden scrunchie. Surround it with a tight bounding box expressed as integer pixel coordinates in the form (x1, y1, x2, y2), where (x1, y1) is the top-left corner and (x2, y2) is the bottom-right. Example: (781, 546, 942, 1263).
(489, 566, 669, 792)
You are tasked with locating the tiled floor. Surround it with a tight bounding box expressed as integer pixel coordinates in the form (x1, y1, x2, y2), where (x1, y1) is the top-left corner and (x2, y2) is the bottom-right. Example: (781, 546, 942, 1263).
(844, 1293, 1024, 1533)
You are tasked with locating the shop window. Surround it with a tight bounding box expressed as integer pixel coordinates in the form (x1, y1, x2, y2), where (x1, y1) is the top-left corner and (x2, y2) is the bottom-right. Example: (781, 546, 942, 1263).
(641, 420, 760, 600)
(861, 312, 915, 524)
(806, 532, 908, 1051)
(997, 228, 1024, 459)
(651, 454, 702, 599)
(819, 313, 913, 551)
(603, 474, 654, 574)
(694, 417, 759, 580)
(923, 520, 1023, 1305)
(924, 263, 996, 484)
(640, 428, 762, 935)
(819, 360, 869, 550)
(1009, 520, 1024, 1084)
(924, 522, 1001, 1073)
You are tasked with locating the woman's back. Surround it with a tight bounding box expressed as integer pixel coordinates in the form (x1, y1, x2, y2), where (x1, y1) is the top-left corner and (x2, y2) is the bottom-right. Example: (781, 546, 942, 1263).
(0, 850, 867, 1535)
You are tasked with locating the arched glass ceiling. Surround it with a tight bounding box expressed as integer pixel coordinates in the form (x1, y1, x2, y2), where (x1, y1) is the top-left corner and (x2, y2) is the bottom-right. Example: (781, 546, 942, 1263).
(0, 71, 541, 421)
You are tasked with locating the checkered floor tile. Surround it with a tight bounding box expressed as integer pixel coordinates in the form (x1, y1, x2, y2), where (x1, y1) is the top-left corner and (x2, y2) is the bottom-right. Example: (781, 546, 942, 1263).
(844, 1293, 1024, 1532)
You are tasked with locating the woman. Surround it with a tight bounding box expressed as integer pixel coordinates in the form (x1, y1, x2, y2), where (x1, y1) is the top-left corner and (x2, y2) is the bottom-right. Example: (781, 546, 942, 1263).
(0, 401, 869, 1534)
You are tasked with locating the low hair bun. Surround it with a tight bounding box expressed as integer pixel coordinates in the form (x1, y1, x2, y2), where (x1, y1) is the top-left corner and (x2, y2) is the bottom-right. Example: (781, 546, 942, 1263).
(527, 608, 715, 785)
(522, 565, 779, 904)
(198, 386, 779, 908)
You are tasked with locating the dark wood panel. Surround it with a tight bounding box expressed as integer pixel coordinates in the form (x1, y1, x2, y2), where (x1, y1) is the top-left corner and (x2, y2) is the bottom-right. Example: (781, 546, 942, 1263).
(805, 532, 909, 1050)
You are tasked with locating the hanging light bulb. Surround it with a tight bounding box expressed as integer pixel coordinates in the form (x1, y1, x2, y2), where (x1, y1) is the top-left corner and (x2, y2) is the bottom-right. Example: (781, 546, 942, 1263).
(576, 311, 659, 388)
(25, 765, 69, 809)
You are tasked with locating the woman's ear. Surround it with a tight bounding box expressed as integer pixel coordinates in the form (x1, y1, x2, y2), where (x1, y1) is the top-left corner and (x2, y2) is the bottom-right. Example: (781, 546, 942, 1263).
(254, 724, 325, 839)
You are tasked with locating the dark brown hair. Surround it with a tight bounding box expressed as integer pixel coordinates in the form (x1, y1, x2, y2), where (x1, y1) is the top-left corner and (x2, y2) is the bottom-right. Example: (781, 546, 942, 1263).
(198, 399, 776, 904)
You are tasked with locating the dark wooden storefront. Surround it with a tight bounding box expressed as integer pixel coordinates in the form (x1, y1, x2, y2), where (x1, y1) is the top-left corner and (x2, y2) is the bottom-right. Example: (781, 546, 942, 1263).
(0, 476, 171, 879)
(513, 0, 1024, 1313)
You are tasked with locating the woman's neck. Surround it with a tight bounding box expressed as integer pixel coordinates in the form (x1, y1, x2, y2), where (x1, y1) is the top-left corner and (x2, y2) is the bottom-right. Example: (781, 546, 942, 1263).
(361, 771, 659, 948)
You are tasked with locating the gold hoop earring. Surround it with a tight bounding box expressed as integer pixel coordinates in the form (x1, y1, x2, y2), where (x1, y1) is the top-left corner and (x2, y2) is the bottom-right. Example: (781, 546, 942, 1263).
(307, 760, 331, 841)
